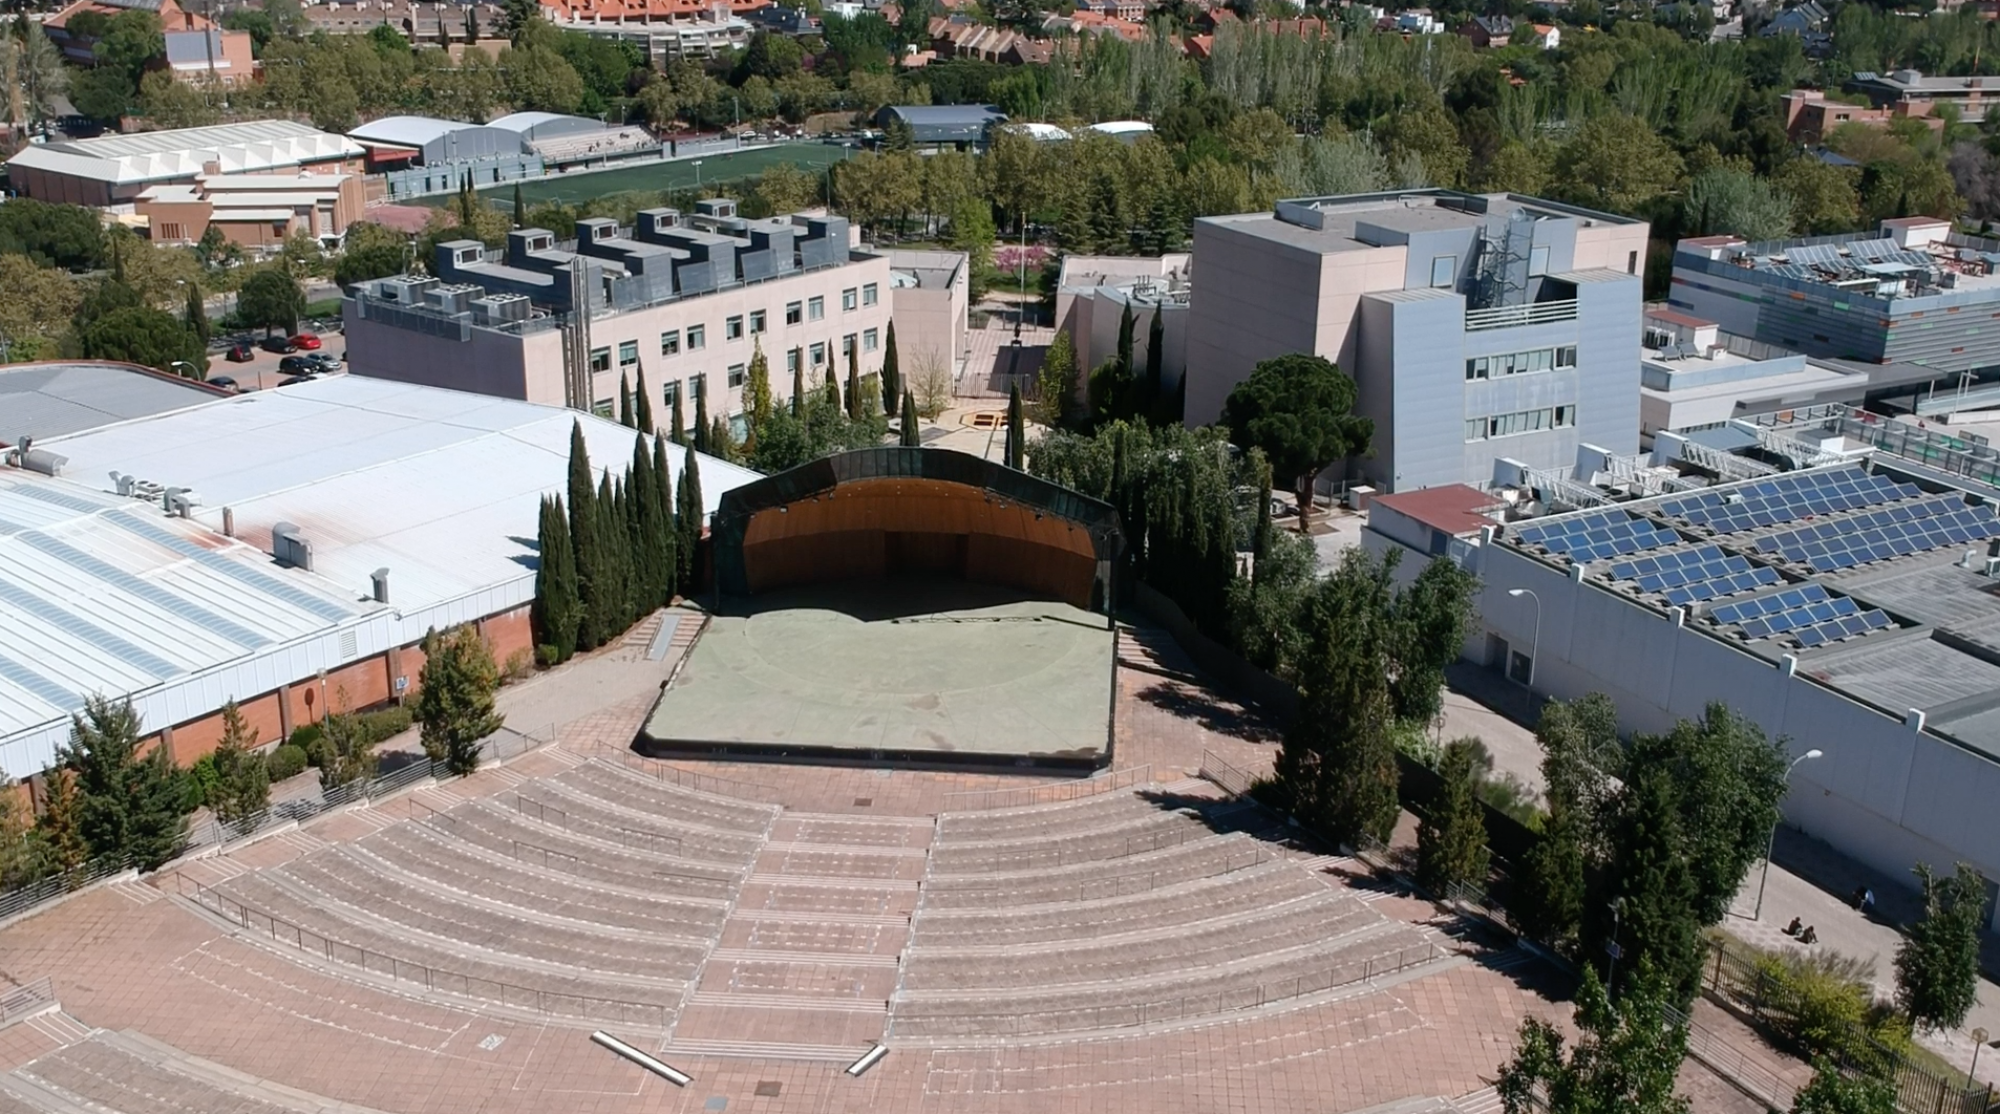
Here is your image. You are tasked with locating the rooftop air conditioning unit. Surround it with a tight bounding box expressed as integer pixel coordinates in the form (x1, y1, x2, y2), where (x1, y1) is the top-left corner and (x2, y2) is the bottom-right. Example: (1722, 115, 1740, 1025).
(1987, 556, 2000, 578)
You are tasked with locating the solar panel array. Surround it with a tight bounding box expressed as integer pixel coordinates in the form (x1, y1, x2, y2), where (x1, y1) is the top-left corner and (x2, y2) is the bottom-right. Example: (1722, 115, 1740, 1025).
(1655, 469, 1916, 536)
(1710, 584, 1892, 647)
(1753, 498, 2000, 572)
(1511, 511, 1680, 564)
(1604, 544, 1784, 605)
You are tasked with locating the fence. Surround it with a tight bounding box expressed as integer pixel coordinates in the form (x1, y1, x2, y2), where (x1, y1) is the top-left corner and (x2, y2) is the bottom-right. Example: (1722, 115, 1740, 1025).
(1464, 298, 1580, 331)
(1196, 750, 1260, 799)
(0, 977, 55, 1028)
(1669, 1000, 1800, 1111)
(941, 764, 1155, 812)
(890, 942, 1440, 1039)
(173, 875, 672, 1029)
(595, 749, 779, 802)
(1700, 943, 1995, 1114)
(0, 857, 130, 926)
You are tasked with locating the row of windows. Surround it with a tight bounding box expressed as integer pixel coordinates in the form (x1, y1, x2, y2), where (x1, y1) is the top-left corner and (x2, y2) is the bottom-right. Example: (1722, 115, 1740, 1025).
(1464, 405, 1576, 442)
(1465, 345, 1578, 381)
(591, 283, 884, 367)
(596, 330, 882, 402)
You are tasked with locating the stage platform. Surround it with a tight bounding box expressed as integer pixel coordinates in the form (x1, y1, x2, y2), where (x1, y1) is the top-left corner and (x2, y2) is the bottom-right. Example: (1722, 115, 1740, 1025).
(637, 579, 1116, 771)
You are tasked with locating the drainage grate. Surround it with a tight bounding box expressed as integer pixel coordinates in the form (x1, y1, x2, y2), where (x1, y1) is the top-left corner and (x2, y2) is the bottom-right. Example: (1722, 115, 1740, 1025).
(853, 797, 873, 807)
(703, 1099, 727, 1112)
(754, 1081, 782, 1097)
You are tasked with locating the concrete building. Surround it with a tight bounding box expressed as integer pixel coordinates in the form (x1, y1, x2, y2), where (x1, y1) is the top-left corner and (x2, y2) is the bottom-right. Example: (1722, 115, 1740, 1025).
(1847, 68, 2000, 117)
(1185, 190, 1650, 493)
(5, 121, 366, 208)
(343, 201, 904, 423)
(1366, 415, 2000, 920)
(886, 250, 971, 381)
(1055, 253, 1191, 394)
(135, 171, 367, 250)
(538, 0, 762, 60)
(0, 376, 757, 783)
(1669, 218, 2000, 378)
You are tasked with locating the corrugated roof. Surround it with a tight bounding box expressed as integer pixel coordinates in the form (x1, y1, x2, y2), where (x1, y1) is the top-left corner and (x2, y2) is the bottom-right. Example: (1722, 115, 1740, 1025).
(1, 362, 226, 441)
(6, 120, 363, 186)
(347, 115, 476, 148)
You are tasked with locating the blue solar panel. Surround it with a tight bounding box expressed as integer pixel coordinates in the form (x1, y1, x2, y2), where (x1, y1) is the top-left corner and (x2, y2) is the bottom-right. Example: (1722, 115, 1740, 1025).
(1712, 584, 1831, 626)
(1758, 502, 2000, 572)
(1663, 566, 1782, 607)
(0, 579, 180, 679)
(1793, 609, 1891, 648)
(1656, 468, 1917, 536)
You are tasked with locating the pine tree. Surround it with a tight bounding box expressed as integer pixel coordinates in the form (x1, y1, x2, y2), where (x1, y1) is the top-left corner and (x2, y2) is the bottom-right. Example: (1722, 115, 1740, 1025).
(901, 391, 920, 446)
(1417, 738, 1492, 895)
(36, 766, 87, 873)
(57, 696, 187, 871)
(184, 282, 210, 346)
(619, 372, 634, 428)
(693, 386, 710, 453)
(513, 183, 526, 228)
(747, 338, 772, 432)
(635, 367, 655, 434)
(678, 441, 703, 587)
(1006, 382, 1025, 469)
(846, 343, 862, 420)
(533, 495, 580, 661)
(209, 701, 270, 834)
(653, 435, 678, 605)
(671, 383, 687, 445)
(566, 423, 605, 650)
(882, 324, 902, 418)
(791, 359, 806, 418)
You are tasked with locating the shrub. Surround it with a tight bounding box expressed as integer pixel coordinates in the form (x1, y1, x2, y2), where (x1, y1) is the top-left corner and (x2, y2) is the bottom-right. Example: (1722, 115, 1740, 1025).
(264, 744, 308, 782)
(503, 647, 535, 683)
(353, 706, 412, 744)
(536, 643, 561, 668)
(183, 753, 220, 810)
(287, 723, 323, 752)
(1747, 946, 1878, 1062)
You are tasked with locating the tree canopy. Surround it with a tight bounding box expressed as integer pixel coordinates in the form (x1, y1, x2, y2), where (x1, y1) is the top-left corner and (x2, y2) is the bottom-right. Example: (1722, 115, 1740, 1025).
(1221, 354, 1373, 529)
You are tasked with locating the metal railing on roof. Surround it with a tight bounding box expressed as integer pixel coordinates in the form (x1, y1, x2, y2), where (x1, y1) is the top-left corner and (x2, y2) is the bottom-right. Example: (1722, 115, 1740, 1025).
(1464, 298, 1578, 331)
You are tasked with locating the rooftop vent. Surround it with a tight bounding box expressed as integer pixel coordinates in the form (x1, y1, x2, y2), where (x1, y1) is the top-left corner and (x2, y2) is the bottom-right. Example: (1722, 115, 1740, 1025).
(163, 487, 199, 518)
(272, 521, 313, 571)
(6, 438, 65, 477)
(371, 567, 390, 604)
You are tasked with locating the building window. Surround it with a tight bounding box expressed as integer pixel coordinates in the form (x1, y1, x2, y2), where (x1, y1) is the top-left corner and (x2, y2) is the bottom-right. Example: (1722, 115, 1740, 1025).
(618, 340, 638, 369)
(687, 324, 706, 350)
(842, 333, 857, 358)
(1556, 404, 1576, 427)
(1465, 418, 1487, 442)
(810, 341, 826, 366)
(1431, 255, 1457, 288)
(728, 363, 746, 388)
(863, 328, 880, 352)
(749, 309, 767, 335)
(661, 329, 681, 356)
(159, 222, 184, 241)
(786, 347, 801, 374)
(689, 372, 705, 403)
(725, 315, 744, 341)
(1628, 251, 1639, 275)
(862, 283, 879, 306)
(1473, 405, 1576, 441)
(1529, 246, 1551, 277)
(1465, 346, 1575, 381)
(590, 347, 612, 374)
(663, 380, 680, 406)
(592, 399, 614, 417)
(808, 296, 825, 321)
(785, 300, 802, 325)
(842, 287, 858, 311)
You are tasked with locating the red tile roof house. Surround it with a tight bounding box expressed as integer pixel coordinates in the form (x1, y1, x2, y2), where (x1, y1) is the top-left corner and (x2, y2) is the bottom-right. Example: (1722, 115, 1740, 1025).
(44, 0, 256, 87)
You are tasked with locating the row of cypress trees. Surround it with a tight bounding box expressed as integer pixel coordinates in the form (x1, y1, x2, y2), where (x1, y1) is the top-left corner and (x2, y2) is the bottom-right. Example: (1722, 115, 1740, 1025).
(532, 421, 703, 664)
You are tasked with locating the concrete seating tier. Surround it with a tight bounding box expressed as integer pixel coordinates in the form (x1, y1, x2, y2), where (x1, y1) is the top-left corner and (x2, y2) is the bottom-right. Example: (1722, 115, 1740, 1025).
(932, 792, 1164, 842)
(201, 874, 680, 1025)
(266, 853, 710, 977)
(917, 832, 1273, 909)
(560, 761, 778, 833)
(901, 895, 1371, 991)
(891, 918, 1433, 1039)
(446, 800, 741, 900)
(925, 810, 1215, 874)
(11, 1033, 326, 1114)
(353, 824, 729, 938)
(910, 859, 1323, 947)
(0, 1089, 38, 1114)
(512, 783, 763, 866)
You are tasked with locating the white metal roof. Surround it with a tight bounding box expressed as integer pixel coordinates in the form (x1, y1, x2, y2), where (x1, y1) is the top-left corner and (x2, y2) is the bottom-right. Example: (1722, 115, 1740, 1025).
(347, 115, 477, 149)
(6, 120, 364, 187)
(0, 378, 758, 779)
(487, 111, 576, 133)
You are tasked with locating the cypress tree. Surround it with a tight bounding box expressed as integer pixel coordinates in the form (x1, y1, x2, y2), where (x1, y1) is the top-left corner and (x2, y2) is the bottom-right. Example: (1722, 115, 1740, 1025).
(1251, 447, 1273, 563)
(670, 384, 686, 444)
(1115, 300, 1135, 373)
(791, 359, 806, 418)
(678, 441, 703, 587)
(846, 344, 862, 420)
(184, 282, 209, 345)
(533, 494, 580, 661)
(630, 435, 658, 613)
(882, 322, 901, 417)
(566, 424, 604, 650)
(618, 372, 634, 428)
(746, 338, 772, 432)
(693, 385, 709, 453)
(635, 367, 655, 434)
(826, 355, 842, 413)
(653, 435, 678, 605)
(901, 391, 919, 446)
(709, 415, 733, 460)
(597, 472, 625, 635)
(513, 183, 526, 228)
(1145, 305, 1164, 409)
(1006, 382, 1025, 469)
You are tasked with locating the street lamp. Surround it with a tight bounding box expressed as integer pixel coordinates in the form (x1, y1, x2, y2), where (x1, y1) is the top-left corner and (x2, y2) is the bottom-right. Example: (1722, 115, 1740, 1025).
(1506, 587, 1542, 691)
(169, 360, 199, 381)
(693, 159, 704, 193)
(1972, 1028, 1990, 1082)
(1753, 748, 1825, 920)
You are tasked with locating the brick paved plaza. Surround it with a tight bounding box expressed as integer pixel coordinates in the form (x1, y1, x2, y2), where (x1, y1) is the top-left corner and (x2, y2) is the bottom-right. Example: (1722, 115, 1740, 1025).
(0, 619, 1769, 1114)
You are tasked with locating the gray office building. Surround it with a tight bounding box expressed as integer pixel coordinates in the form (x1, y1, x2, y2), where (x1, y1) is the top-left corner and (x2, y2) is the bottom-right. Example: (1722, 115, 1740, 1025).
(1669, 217, 2000, 377)
(1184, 191, 1651, 494)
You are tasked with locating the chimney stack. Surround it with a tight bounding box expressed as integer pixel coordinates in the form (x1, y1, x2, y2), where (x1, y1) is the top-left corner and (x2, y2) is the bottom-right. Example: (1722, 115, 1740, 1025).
(371, 568, 390, 604)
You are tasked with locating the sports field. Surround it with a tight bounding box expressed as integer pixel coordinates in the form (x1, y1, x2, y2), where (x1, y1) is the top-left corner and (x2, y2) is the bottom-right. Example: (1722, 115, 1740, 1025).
(443, 142, 852, 208)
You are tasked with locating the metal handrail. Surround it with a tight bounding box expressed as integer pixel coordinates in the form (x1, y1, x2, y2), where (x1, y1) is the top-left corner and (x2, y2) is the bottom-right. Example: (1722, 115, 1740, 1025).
(1197, 750, 1260, 798)
(0, 977, 55, 1027)
(1464, 299, 1580, 332)
(941, 765, 1154, 811)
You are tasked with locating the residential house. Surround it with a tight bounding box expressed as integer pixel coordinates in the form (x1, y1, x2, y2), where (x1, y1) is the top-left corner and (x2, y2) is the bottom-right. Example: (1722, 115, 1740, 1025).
(1459, 14, 1512, 47)
(43, 0, 255, 87)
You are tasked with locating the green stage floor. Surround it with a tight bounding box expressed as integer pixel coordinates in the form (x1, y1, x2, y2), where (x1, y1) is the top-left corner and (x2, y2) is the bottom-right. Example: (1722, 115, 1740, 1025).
(644, 579, 1115, 765)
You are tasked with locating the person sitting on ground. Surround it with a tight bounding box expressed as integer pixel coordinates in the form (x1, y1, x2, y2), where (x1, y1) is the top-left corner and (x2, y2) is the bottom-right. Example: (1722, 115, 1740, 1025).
(1800, 925, 1818, 945)
(1784, 917, 1803, 936)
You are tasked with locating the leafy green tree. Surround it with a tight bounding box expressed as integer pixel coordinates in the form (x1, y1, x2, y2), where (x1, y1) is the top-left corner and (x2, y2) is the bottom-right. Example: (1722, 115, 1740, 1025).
(35, 766, 88, 875)
(69, 66, 136, 122)
(1790, 1061, 1896, 1114)
(208, 701, 270, 834)
(1630, 704, 1788, 925)
(1555, 114, 1684, 214)
(1221, 354, 1374, 530)
(881, 322, 901, 418)
(1035, 328, 1077, 428)
(416, 625, 506, 776)
(183, 282, 210, 344)
(237, 267, 306, 335)
(316, 704, 378, 791)
(136, 69, 218, 128)
(57, 695, 188, 870)
(81, 307, 207, 377)
(0, 198, 105, 270)
(1684, 165, 1795, 242)
(946, 197, 997, 302)
(1602, 763, 1705, 999)
(1496, 961, 1692, 1114)
(96, 9, 164, 87)
(500, 43, 584, 113)
(1390, 557, 1479, 724)
(1774, 158, 1862, 236)
(533, 494, 580, 661)
(1417, 738, 1492, 895)
(1281, 550, 1402, 845)
(1, 29, 69, 131)
(1895, 861, 1988, 1032)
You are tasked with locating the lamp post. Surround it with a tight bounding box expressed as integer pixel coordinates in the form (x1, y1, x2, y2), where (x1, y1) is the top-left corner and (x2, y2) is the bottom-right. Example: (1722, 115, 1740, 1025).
(169, 360, 199, 381)
(693, 159, 704, 193)
(1972, 1028, 1990, 1082)
(1753, 748, 1825, 921)
(1506, 587, 1542, 692)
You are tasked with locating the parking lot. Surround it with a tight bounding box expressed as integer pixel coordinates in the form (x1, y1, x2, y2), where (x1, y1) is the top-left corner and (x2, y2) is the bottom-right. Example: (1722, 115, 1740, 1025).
(204, 326, 348, 392)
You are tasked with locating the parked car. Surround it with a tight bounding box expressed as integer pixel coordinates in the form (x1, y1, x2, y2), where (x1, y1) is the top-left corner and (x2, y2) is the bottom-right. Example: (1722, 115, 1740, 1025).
(289, 332, 322, 350)
(223, 339, 255, 362)
(207, 376, 239, 393)
(303, 352, 342, 372)
(278, 356, 320, 375)
(260, 334, 296, 354)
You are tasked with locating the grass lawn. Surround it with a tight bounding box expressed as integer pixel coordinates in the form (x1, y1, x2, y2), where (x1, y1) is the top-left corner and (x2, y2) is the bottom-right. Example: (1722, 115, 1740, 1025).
(421, 143, 854, 209)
